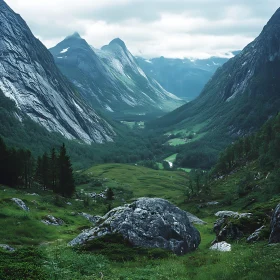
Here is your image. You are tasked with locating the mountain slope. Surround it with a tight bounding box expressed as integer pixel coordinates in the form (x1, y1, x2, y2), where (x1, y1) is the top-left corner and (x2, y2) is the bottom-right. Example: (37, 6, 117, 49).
(0, 0, 115, 144)
(147, 7, 280, 168)
(137, 56, 232, 101)
(49, 35, 184, 117)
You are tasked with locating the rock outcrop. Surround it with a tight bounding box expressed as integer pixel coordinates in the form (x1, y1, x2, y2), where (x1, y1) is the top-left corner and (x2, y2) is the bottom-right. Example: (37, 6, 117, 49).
(70, 198, 201, 255)
(11, 198, 29, 211)
(247, 226, 266, 243)
(269, 204, 280, 243)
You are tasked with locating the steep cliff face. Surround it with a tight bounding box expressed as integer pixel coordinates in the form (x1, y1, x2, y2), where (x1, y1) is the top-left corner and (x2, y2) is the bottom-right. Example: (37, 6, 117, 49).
(50, 35, 183, 115)
(0, 0, 115, 143)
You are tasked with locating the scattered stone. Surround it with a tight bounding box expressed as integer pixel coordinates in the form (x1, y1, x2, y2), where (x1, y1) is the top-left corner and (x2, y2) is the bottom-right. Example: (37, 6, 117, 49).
(69, 198, 201, 256)
(66, 202, 72, 205)
(269, 204, 280, 243)
(215, 211, 252, 219)
(206, 201, 219, 206)
(185, 212, 207, 225)
(79, 213, 101, 224)
(27, 193, 39, 196)
(247, 226, 266, 243)
(0, 244, 15, 252)
(11, 198, 29, 211)
(41, 215, 64, 226)
(210, 241, 231, 252)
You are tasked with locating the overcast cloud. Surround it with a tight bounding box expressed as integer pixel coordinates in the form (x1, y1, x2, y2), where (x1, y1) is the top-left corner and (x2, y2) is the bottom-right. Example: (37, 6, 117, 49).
(6, 0, 280, 58)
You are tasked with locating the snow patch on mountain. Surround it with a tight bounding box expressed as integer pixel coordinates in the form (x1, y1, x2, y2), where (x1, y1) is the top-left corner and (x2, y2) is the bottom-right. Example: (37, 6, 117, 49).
(60, 47, 70, 53)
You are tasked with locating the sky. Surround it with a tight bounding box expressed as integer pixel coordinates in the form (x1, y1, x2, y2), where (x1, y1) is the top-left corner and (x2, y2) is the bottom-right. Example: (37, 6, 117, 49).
(6, 0, 280, 59)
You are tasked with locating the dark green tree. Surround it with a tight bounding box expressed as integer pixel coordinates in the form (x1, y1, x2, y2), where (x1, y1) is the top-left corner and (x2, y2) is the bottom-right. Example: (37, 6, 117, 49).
(57, 143, 75, 197)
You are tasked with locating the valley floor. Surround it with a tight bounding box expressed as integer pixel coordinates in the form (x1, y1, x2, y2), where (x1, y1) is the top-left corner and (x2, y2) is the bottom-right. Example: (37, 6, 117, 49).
(1, 163, 280, 280)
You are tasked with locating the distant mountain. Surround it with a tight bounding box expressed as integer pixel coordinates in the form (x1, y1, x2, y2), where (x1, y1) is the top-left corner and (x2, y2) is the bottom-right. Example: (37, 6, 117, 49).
(49, 35, 184, 118)
(137, 56, 234, 101)
(0, 0, 115, 144)
(147, 8, 280, 168)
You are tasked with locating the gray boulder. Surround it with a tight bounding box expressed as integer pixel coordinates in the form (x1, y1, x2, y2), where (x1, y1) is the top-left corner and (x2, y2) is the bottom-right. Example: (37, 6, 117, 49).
(210, 241, 231, 252)
(41, 215, 64, 226)
(269, 204, 280, 243)
(69, 198, 201, 255)
(0, 244, 15, 252)
(215, 211, 252, 219)
(11, 198, 29, 211)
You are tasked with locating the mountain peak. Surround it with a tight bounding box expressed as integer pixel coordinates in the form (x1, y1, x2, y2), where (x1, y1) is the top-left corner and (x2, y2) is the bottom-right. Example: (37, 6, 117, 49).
(109, 38, 127, 49)
(67, 32, 82, 39)
(266, 7, 280, 26)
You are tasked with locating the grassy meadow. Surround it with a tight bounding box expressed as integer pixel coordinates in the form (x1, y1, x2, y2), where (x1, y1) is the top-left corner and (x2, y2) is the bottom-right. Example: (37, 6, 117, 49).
(1, 163, 280, 279)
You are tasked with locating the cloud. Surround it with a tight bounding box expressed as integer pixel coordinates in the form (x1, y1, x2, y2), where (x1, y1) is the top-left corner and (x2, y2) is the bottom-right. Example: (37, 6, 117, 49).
(5, 0, 280, 58)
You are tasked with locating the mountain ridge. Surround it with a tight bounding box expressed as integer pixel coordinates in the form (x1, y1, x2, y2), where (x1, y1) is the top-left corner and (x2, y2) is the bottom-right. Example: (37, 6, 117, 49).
(0, 0, 116, 144)
(49, 34, 184, 117)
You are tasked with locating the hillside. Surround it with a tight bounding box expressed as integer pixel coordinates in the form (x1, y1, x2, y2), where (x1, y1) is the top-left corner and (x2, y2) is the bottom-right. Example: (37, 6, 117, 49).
(147, 8, 280, 169)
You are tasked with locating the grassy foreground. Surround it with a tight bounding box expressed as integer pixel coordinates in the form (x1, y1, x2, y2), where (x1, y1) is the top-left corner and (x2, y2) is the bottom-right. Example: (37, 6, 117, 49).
(1, 163, 280, 279)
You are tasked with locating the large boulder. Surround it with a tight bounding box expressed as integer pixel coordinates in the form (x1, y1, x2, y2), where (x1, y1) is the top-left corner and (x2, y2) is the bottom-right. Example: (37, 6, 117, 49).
(269, 204, 280, 243)
(69, 198, 201, 255)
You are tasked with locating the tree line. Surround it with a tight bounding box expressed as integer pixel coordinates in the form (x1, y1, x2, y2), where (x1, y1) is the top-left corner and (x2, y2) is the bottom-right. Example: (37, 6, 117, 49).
(0, 138, 75, 197)
(213, 113, 280, 176)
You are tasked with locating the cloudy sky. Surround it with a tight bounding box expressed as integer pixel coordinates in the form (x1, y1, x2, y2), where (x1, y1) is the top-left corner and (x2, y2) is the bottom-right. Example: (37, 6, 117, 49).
(6, 0, 280, 59)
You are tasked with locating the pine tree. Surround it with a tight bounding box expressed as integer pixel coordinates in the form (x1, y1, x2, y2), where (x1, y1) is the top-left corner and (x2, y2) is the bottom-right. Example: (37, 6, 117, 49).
(57, 144, 75, 197)
(50, 148, 58, 191)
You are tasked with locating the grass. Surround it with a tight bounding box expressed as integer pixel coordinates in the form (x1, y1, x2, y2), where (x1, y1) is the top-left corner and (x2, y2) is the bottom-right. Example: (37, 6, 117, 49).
(164, 153, 178, 163)
(81, 163, 188, 204)
(1, 161, 280, 280)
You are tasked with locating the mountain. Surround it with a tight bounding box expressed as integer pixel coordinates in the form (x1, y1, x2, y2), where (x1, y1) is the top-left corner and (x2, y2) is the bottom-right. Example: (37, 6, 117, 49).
(49, 35, 184, 118)
(147, 8, 280, 168)
(0, 0, 115, 144)
(137, 56, 233, 101)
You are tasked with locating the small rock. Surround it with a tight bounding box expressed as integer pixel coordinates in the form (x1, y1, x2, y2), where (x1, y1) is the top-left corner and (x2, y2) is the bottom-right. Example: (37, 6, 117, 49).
(27, 193, 39, 196)
(66, 202, 72, 205)
(41, 215, 64, 226)
(269, 204, 280, 243)
(79, 212, 101, 224)
(11, 198, 29, 211)
(0, 244, 15, 252)
(185, 212, 207, 225)
(210, 241, 231, 252)
(206, 201, 219, 206)
(247, 226, 266, 243)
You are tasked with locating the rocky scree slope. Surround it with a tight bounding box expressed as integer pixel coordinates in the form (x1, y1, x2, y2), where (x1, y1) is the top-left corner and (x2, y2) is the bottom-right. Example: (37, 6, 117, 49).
(50, 35, 183, 115)
(148, 8, 280, 139)
(0, 0, 115, 144)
